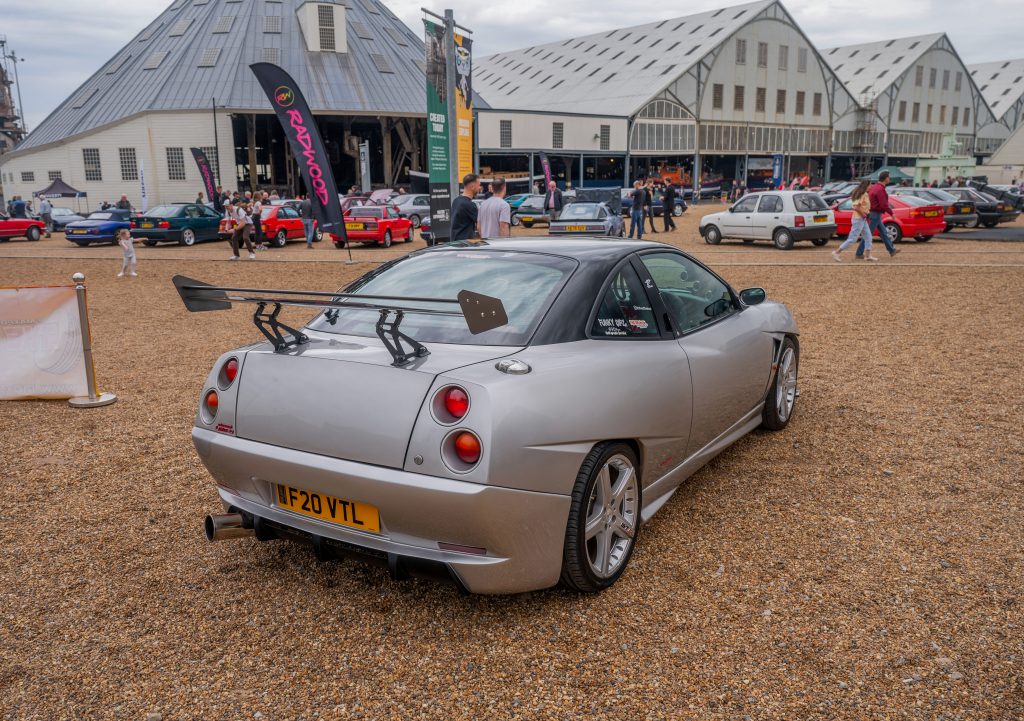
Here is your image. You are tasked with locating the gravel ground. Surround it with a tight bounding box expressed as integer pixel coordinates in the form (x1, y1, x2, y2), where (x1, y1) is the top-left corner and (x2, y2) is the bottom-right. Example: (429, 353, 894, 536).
(1, 214, 1022, 719)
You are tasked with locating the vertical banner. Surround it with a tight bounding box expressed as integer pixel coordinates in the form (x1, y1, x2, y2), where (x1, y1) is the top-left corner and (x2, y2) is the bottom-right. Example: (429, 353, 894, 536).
(0, 286, 88, 400)
(771, 154, 784, 189)
(189, 147, 217, 203)
(538, 151, 553, 190)
(358, 140, 371, 193)
(453, 33, 473, 181)
(424, 19, 452, 241)
(249, 63, 346, 241)
(139, 159, 149, 212)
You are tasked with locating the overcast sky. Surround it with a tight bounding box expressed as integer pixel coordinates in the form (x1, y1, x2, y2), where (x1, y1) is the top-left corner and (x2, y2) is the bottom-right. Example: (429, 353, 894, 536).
(3, 0, 1021, 130)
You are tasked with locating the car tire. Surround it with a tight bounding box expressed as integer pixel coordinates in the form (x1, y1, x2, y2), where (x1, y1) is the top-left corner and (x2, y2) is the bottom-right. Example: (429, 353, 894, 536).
(510, 215, 521, 227)
(26, 226, 41, 242)
(916, 235, 933, 242)
(315, 228, 323, 242)
(560, 442, 641, 594)
(703, 225, 722, 244)
(967, 216, 981, 229)
(673, 206, 683, 217)
(382, 230, 392, 248)
(180, 229, 196, 246)
(143, 239, 158, 247)
(761, 337, 799, 431)
(884, 222, 902, 244)
(811, 238, 829, 247)
(273, 229, 287, 248)
(944, 223, 952, 233)
(409, 214, 421, 228)
(522, 221, 534, 228)
(772, 228, 795, 250)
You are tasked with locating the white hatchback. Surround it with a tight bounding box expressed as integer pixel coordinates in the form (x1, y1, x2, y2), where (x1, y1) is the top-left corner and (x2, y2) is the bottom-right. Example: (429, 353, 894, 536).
(699, 191, 836, 250)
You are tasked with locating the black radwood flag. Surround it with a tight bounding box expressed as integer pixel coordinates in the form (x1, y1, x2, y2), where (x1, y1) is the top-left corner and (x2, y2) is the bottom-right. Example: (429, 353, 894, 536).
(189, 147, 217, 203)
(249, 63, 346, 241)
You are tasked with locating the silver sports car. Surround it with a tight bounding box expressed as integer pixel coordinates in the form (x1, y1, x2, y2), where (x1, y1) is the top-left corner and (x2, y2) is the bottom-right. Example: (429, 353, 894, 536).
(176, 237, 799, 594)
(548, 202, 625, 237)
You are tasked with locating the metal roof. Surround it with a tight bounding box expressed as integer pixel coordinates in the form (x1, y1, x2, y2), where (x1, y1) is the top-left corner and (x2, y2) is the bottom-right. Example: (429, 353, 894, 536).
(14, 0, 429, 154)
(968, 58, 1024, 123)
(822, 33, 943, 104)
(472, 0, 774, 116)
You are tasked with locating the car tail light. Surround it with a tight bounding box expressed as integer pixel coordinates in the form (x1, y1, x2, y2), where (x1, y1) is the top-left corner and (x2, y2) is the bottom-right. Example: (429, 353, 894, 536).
(129, 221, 136, 229)
(218, 357, 239, 389)
(444, 387, 469, 419)
(158, 221, 170, 229)
(794, 216, 806, 227)
(203, 389, 219, 421)
(453, 431, 481, 464)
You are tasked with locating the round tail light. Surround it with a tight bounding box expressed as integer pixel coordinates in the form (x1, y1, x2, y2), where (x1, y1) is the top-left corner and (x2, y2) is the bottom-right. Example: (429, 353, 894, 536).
(444, 387, 469, 419)
(224, 358, 238, 383)
(453, 431, 481, 464)
(203, 389, 219, 420)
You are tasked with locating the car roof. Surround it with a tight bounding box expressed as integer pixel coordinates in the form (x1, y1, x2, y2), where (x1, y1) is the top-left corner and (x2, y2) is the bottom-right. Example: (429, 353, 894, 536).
(431, 236, 667, 261)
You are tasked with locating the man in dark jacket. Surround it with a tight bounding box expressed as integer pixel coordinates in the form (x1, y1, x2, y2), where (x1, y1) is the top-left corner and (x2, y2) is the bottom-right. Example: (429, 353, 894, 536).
(662, 182, 677, 232)
(543, 182, 563, 221)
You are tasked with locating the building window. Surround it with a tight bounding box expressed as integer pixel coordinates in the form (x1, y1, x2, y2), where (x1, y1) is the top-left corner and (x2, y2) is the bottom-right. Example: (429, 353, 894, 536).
(955, 71, 963, 91)
(898, 100, 907, 122)
(599, 124, 610, 151)
(552, 122, 564, 149)
(83, 148, 102, 181)
(776, 89, 786, 113)
(952, 106, 959, 126)
(499, 119, 512, 148)
(166, 147, 186, 181)
(778, 45, 788, 70)
(797, 48, 808, 73)
(915, 65, 924, 87)
(735, 39, 746, 65)
(812, 92, 823, 116)
(318, 4, 336, 51)
(201, 146, 219, 179)
(21, 171, 34, 183)
(911, 102, 920, 123)
(963, 107, 970, 127)
(795, 91, 805, 115)
(48, 170, 62, 181)
(939, 105, 946, 124)
(942, 69, 950, 90)
(929, 68, 936, 88)
(733, 85, 745, 111)
(755, 87, 766, 112)
(119, 147, 138, 181)
(712, 83, 724, 109)
(926, 104, 933, 123)
(757, 42, 768, 68)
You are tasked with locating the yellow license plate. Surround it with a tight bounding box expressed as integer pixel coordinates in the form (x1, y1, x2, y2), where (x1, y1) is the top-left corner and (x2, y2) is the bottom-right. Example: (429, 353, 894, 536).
(71, 229, 87, 234)
(141, 222, 154, 228)
(275, 483, 380, 533)
(565, 225, 587, 231)
(520, 216, 533, 222)
(345, 222, 364, 230)
(813, 215, 828, 223)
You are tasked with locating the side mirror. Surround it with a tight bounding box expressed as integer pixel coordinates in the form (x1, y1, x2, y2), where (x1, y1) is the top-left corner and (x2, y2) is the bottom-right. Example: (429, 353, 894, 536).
(738, 287, 767, 306)
(728, 205, 736, 213)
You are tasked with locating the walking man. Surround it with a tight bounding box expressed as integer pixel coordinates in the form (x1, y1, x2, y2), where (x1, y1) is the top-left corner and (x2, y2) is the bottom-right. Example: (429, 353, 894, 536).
(299, 194, 315, 248)
(628, 181, 645, 240)
(39, 197, 53, 237)
(478, 177, 511, 239)
(450, 173, 481, 242)
(857, 170, 900, 259)
(544, 181, 563, 222)
(250, 193, 264, 248)
(644, 179, 659, 233)
(662, 181, 677, 232)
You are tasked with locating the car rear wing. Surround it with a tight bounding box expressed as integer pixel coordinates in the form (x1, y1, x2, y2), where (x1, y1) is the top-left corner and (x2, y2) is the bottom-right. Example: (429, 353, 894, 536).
(172, 275, 508, 367)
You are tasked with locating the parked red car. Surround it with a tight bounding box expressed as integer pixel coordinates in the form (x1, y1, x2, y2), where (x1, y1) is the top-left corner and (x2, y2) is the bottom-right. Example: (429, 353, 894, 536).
(0, 215, 45, 242)
(219, 205, 320, 247)
(336, 205, 412, 248)
(832, 194, 945, 243)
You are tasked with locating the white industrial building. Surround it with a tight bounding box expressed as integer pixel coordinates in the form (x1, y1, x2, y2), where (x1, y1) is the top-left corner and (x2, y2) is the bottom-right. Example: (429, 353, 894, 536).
(0, 0, 430, 208)
(970, 58, 1024, 182)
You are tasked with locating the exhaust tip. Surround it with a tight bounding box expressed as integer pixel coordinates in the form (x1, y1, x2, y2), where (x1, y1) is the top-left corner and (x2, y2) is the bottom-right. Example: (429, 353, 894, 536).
(204, 512, 254, 542)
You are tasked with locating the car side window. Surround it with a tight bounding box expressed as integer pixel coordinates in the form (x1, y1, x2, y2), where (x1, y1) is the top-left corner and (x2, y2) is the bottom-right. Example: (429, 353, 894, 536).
(757, 194, 783, 213)
(838, 199, 853, 211)
(590, 265, 659, 339)
(387, 207, 399, 219)
(201, 205, 219, 217)
(640, 252, 735, 335)
(733, 195, 758, 213)
(415, 196, 429, 205)
(281, 207, 298, 219)
(185, 206, 200, 218)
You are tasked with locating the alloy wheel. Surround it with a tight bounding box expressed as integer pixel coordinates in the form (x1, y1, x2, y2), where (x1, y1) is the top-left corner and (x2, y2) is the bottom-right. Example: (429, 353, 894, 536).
(776, 347, 797, 423)
(583, 454, 639, 579)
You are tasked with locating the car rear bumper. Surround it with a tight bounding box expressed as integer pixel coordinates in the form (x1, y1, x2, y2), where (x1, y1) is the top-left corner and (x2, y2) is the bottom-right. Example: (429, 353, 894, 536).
(945, 212, 977, 227)
(66, 231, 115, 242)
(130, 229, 177, 241)
(192, 428, 570, 594)
(791, 224, 836, 240)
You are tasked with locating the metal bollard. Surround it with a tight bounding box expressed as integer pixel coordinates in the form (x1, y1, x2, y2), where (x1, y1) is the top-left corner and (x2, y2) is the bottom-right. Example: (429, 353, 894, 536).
(68, 272, 117, 408)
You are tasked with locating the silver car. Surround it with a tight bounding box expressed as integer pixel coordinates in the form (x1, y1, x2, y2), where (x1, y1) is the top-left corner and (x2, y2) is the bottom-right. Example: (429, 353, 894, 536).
(177, 238, 800, 594)
(390, 193, 431, 228)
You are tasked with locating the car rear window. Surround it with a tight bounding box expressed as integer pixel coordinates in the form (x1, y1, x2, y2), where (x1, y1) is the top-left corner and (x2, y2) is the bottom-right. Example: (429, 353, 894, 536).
(142, 205, 182, 218)
(793, 193, 828, 212)
(559, 204, 602, 220)
(88, 212, 116, 220)
(349, 207, 383, 218)
(896, 195, 932, 207)
(307, 250, 578, 346)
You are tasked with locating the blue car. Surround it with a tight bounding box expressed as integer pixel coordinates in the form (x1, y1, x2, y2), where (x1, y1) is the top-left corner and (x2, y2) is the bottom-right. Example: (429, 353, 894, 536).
(65, 209, 132, 246)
